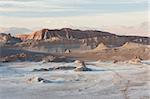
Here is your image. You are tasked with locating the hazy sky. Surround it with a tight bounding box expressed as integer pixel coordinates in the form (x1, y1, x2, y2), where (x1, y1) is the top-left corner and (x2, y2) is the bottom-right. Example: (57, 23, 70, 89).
(0, 0, 149, 36)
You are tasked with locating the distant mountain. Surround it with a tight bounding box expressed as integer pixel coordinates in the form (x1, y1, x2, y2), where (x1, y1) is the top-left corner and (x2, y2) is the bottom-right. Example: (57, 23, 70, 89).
(0, 27, 31, 36)
(16, 28, 150, 46)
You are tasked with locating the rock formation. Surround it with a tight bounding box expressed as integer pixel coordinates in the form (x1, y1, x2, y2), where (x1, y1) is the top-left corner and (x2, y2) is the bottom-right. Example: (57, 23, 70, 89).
(0, 33, 21, 44)
(16, 34, 29, 41)
(93, 43, 108, 51)
(17, 28, 115, 41)
(128, 57, 142, 64)
(65, 49, 71, 53)
(16, 28, 150, 47)
(74, 60, 92, 71)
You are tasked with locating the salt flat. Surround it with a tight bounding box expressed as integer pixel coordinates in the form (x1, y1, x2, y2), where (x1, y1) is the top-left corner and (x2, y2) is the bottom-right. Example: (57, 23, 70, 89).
(0, 61, 149, 99)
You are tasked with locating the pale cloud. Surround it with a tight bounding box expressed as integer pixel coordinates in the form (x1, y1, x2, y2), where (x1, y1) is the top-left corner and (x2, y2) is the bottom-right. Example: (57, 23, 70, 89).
(101, 22, 149, 37)
(0, 11, 148, 28)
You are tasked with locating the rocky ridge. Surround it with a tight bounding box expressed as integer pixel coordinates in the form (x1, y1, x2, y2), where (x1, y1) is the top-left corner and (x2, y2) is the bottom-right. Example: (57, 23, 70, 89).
(16, 28, 150, 47)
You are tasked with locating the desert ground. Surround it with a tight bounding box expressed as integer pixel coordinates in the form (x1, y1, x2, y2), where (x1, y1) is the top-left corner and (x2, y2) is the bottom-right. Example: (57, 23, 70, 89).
(0, 60, 150, 99)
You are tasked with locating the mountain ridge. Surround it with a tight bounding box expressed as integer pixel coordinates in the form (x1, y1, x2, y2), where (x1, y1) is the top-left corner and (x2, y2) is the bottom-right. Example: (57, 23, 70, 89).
(16, 28, 116, 40)
(15, 28, 150, 46)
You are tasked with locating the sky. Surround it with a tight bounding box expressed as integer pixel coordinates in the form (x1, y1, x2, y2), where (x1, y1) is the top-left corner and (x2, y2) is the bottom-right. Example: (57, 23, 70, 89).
(0, 0, 149, 36)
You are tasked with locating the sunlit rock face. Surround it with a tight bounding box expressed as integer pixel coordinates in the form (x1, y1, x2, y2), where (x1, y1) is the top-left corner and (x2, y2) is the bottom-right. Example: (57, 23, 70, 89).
(16, 34, 29, 41)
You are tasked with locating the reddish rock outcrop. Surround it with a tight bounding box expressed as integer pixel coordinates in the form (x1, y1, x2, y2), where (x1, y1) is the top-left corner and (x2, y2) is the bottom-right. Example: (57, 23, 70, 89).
(16, 34, 29, 41)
